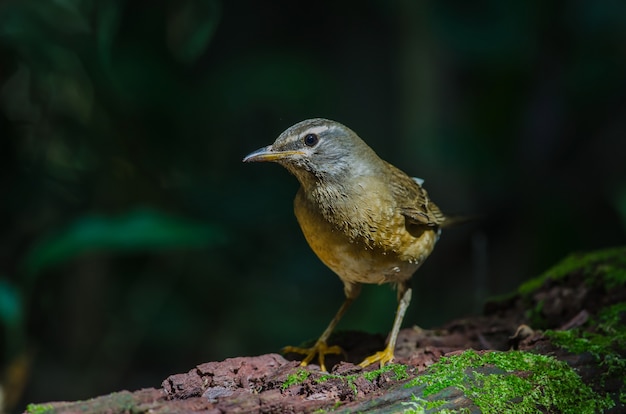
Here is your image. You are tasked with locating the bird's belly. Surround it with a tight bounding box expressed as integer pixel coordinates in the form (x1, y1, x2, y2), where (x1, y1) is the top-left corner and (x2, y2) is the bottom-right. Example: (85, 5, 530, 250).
(294, 193, 437, 286)
(317, 238, 420, 285)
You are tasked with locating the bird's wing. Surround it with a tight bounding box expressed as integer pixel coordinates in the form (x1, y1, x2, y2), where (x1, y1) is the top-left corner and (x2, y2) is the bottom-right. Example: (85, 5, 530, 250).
(383, 161, 446, 227)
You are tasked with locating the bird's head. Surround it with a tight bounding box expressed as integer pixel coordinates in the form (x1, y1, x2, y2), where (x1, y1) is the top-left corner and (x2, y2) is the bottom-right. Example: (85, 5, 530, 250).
(243, 118, 377, 186)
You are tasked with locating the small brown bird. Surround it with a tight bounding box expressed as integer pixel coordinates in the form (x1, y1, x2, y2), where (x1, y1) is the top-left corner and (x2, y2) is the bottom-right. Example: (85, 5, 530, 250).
(243, 118, 449, 371)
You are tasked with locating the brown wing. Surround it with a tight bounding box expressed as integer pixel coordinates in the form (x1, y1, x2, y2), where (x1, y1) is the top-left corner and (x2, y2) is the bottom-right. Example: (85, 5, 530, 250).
(383, 161, 447, 227)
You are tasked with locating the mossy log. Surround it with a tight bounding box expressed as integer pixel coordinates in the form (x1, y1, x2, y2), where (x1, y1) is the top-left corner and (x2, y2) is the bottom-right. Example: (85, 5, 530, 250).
(25, 247, 626, 413)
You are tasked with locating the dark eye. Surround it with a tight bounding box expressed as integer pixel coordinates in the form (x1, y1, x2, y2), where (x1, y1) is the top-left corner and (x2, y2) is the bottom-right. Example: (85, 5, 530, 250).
(304, 133, 319, 147)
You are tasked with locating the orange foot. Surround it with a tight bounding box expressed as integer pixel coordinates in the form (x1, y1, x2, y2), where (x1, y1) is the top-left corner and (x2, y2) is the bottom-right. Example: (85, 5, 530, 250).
(358, 345, 394, 368)
(282, 340, 344, 372)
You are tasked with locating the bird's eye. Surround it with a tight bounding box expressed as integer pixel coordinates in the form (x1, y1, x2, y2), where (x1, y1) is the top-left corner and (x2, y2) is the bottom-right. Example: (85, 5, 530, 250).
(304, 133, 319, 147)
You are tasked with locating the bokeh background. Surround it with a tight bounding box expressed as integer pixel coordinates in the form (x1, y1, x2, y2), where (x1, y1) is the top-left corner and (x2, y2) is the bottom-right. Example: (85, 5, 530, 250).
(1, 0, 625, 411)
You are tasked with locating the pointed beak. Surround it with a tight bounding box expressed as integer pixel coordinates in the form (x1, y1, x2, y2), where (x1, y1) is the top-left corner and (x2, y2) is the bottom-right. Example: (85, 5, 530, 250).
(242, 145, 304, 163)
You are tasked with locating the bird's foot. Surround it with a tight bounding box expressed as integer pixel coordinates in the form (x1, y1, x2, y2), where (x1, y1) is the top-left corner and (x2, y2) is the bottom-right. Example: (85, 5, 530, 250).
(282, 340, 344, 372)
(358, 345, 395, 368)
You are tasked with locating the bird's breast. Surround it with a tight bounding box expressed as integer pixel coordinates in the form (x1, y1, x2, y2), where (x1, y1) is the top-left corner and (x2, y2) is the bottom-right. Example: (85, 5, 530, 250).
(293, 186, 438, 286)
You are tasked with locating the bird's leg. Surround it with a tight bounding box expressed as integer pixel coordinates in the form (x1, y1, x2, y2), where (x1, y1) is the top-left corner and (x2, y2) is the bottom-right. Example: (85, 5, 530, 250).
(282, 297, 354, 372)
(359, 287, 412, 368)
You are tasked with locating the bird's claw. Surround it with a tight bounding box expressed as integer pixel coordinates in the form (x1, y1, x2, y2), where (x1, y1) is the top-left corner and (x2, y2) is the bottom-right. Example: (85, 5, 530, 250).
(358, 346, 395, 368)
(282, 341, 344, 372)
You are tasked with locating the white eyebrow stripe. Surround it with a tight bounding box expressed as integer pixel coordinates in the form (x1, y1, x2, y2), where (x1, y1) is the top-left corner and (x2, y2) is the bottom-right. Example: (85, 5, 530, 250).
(303, 125, 332, 136)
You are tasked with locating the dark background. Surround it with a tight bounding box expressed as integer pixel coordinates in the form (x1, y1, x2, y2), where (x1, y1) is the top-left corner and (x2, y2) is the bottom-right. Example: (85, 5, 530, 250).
(1, 0, 625, 411)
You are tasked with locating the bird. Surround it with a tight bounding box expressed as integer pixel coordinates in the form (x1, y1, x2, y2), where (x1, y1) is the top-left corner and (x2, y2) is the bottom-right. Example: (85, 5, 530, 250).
(243, 118, 449, 371)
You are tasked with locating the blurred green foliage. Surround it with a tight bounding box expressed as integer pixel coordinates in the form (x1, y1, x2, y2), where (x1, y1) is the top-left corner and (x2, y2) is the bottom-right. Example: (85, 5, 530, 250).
(24, 208, 227, 277)
(0, 278, 21, 336)
(0, 0, 624, 411)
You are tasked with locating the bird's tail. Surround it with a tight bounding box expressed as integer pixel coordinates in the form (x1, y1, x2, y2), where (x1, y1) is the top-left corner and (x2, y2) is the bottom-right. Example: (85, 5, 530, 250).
(441, 214, 479, 228)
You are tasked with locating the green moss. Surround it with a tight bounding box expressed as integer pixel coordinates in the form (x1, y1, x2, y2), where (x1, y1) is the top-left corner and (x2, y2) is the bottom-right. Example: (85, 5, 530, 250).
(401, 395, 452, 413)
(281, 368, 310, 389)
(314, 363, 410, 395)
(25, 404, 55, 414)
(311, 400, 343, 413)
(545, 302, 626, 382)
(363, 362, 409, 381)
(406, 349, 613, 413)
(518, 246, 626, 296)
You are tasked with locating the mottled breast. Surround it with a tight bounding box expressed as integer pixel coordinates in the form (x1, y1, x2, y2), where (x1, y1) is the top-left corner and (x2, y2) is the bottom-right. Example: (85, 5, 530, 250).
(293, 186, 438, 287)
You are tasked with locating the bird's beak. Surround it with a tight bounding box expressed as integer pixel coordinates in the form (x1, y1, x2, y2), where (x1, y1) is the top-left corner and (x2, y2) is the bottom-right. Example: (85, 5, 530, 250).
(242, 145, 304, 163)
